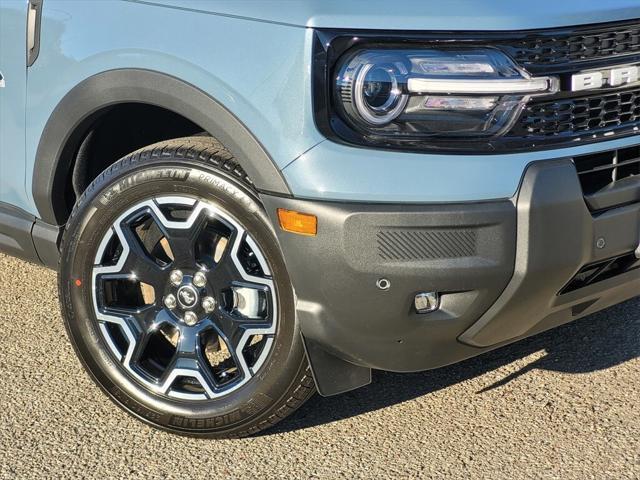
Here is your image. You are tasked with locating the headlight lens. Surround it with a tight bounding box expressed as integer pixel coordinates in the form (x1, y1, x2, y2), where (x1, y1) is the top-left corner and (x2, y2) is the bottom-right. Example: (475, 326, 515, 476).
(350, 57, 408, 125)
(334, 47, 558, 140)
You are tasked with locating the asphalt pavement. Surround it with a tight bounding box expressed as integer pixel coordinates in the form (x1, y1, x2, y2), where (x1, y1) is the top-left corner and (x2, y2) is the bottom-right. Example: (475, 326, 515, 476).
(0, 253, 638, 479)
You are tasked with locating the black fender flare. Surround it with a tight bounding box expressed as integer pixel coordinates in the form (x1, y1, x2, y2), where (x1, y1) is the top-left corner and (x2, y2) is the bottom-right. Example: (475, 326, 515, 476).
(32, 68, 291, 225)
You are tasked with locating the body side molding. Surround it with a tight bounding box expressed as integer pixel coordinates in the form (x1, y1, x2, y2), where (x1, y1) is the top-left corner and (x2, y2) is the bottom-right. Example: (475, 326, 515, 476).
(0, 202, 39, 264)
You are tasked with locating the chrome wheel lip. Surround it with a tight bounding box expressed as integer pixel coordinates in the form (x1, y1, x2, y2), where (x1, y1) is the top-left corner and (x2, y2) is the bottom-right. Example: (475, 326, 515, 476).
(91, 195, 277, 401)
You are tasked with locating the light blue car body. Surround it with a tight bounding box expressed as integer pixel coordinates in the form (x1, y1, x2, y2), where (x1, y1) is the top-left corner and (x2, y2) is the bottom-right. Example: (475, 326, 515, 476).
(2, 0, 640, 216)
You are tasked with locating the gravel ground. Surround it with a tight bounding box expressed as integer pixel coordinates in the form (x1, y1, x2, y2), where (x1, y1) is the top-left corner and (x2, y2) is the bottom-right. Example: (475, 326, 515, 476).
(0, 253, 638, 479)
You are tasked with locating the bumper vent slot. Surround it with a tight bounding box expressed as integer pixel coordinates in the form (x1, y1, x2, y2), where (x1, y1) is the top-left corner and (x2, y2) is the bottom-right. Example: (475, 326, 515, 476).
(560, 252, 640, 295)
(505, 20, 640, 67)
(573, 145, 640, 211)
(377, 229, 476, 261)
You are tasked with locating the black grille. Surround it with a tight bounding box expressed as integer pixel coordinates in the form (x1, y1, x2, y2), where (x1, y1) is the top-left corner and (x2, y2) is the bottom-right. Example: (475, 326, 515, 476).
(560, 252, 640, 294)
(573, 145, 640, 211)
(511, 87, 640, 139)
(505, 21, 640, 67)
(499, 22, 640, 146)
(490, 23, 640, 146)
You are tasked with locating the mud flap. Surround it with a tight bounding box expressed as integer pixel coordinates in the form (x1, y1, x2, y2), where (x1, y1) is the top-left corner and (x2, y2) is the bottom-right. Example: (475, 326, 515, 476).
(302, 335, 372, 397)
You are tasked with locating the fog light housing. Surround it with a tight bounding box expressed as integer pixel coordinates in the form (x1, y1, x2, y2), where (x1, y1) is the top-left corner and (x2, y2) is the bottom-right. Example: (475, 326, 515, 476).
(414, 292, 440, 314)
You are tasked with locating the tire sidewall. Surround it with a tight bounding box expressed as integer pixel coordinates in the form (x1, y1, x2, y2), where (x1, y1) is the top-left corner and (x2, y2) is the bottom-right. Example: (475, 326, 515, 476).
(59, 158, 304, 436)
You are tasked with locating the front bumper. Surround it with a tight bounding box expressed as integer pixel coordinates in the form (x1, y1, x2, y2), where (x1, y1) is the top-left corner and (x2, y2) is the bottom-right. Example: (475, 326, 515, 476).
(262, 157, 640, 391)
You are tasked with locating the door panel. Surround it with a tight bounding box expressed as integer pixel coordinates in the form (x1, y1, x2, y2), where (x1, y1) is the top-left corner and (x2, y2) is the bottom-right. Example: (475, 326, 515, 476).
(0, 1, 27, 209)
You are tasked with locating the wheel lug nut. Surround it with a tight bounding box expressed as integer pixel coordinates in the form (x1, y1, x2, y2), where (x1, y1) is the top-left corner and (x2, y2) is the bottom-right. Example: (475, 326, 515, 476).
(202, 296, 217, 313)
(169, 270, 183, 286)
(164, 294, 177, 310)
(193, 271, 207, 288)
(183, 311, 198, 326)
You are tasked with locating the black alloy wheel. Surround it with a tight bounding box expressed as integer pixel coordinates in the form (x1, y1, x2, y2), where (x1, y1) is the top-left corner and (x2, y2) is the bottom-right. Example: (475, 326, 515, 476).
(59, 137, 315, 437)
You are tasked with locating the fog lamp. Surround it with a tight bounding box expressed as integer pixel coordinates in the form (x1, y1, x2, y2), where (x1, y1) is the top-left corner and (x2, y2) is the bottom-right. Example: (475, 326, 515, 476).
(414, 292, 440, 314)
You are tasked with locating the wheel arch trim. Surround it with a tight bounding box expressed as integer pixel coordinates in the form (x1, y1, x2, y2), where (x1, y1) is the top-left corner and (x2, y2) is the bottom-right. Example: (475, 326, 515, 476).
(32, 68, 291, 225)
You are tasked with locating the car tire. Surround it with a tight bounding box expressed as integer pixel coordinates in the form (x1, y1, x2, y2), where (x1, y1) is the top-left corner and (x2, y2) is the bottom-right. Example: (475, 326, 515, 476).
(58, 136, 315, 437)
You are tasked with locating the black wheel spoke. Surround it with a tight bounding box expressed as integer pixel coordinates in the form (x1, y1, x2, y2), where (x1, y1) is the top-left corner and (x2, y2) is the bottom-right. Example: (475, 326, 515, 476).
(160, 325, 219, 397)
(213, 311, 248, 353)
(126, 323, 153, 367)
(164, 228, 199, 267)
(153, 307, 180, 326)
(119, 224, 166, 291)
(125, 307, 166, 364)
(212, 231, 246, 286)
(213, 311, 271, 362)
(176, 325, 201, 356)
(162, 208, 209, 267)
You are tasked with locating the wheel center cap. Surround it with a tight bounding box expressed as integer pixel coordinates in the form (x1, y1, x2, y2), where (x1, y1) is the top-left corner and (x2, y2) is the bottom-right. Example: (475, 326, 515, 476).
(177, 284, 199, 309)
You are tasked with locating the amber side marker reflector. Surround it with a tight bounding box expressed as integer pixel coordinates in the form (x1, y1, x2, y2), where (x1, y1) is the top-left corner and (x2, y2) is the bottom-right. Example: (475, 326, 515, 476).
(277, 209, 317, 236)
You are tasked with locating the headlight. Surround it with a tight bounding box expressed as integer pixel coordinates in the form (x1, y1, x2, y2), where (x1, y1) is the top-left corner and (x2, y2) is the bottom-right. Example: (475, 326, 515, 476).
(330, 46, 559, 146)
(343, 53, 409, 125)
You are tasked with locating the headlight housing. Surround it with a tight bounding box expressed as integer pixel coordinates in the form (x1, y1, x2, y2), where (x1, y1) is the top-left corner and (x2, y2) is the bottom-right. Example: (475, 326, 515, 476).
(334, 48, 557, 142)
(314, 34, 560, 152)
